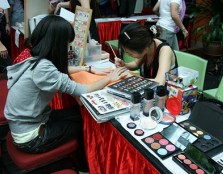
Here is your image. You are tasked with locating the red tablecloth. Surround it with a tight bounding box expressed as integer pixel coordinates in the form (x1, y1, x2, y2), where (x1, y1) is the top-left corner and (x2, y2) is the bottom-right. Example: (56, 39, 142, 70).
(80, 106, 160, 174)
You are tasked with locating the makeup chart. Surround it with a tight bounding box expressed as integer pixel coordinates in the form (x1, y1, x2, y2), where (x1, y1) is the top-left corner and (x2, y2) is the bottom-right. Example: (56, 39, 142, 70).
(141, 132, 180, 159)
(82, 90, 130, 115)
(179, 120, 222, 152)
(73, 6, 92, 65)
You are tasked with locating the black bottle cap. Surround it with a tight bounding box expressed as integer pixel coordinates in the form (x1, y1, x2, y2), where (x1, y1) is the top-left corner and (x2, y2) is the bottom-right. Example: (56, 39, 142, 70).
(156, 85, 166, 97)
(131, 92, 141, 104)
(144, 88, 154, 100)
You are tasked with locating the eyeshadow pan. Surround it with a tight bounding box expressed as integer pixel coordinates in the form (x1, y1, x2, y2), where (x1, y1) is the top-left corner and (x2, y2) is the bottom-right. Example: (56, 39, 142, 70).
(157, 148, 167, 156)
(166, 144, 176, 152)
(151, 143, 160, 149)
(184, 159, 191, 165)
(153, 133, 162, 140)
(190, 126, 196, 130)
(134, 129, 144, 136)
(159, 139, 169, 145)
(196, 169, 205, 174)
(183, 122, 190, 126)
(203, 134, 211, 140)
(196, 130, 203, 135)
(145, 137, 154, 144)
(127, 122, 136, 129)
(190, 163, 198, 170)
(178, 154, 186, 160)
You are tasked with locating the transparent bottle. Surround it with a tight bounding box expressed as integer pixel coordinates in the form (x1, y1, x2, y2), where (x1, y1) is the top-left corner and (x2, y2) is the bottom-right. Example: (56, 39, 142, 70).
(130, 92, 141, 121)
(155, 85, 167, 111)
(143, 88, 154, 116)
(68, 46, 74, 66)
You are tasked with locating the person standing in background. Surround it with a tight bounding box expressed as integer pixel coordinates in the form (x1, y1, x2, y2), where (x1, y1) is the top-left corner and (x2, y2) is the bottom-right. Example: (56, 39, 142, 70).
(117, 0, 136, 17)
(8, 0, 24, 26)
(53, 0, 100, 41)
(0, 1, 12, 73)
(153, 0, 188, 50)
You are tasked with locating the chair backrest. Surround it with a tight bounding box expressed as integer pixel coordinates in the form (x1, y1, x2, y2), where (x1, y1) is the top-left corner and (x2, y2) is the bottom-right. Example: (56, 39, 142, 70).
(174, 50, 208, 91)
(216, 77, 223, 102)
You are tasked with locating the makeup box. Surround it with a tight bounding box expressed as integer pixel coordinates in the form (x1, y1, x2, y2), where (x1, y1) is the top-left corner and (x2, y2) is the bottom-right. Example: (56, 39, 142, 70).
(180, 101, 223, 156)
(172, 144, 223, 174)
(166, 85, 198, 115)
(165, 67, 199, 89)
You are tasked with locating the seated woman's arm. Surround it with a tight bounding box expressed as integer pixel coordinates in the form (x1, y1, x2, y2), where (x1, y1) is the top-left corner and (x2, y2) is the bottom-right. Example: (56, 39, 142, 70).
(68, 65, 114, 75)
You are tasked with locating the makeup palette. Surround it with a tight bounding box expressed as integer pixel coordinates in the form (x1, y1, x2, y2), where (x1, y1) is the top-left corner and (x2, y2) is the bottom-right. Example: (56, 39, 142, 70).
(142, 132, 180, 159)
(107, 76, 158, 99)
(179, 120, 222, 152)
(172, 144, 223, 174)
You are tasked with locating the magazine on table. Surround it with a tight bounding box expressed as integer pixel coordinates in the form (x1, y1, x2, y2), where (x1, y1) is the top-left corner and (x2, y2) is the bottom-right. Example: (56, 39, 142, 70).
(80, 89, 131, 123)
(106, 76, 159, 100)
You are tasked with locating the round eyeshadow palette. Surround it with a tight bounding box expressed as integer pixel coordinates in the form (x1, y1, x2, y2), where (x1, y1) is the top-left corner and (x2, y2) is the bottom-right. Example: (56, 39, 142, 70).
(127, 122, 137, 129)
(179, 120, 222, 153)
(141, 132, 180, 159)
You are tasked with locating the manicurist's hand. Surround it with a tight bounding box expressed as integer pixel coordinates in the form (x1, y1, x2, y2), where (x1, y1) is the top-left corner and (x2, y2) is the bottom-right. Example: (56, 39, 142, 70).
(114, 57, 125, 68)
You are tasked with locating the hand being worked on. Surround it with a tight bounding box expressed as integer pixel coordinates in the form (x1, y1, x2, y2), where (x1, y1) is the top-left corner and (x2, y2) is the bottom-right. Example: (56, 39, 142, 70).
(107, 67, 127, 83)
(114, 57, 125, 68)
(91, 66, 115, 75)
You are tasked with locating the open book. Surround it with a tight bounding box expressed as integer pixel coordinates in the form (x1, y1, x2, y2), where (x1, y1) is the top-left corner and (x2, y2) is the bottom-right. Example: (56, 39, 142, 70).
(106, 76, 159, 100)
(80, 89, 130, 123)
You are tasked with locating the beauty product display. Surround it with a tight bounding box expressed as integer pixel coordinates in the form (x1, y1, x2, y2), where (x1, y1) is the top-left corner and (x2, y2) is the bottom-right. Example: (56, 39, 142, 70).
(142, 132, 180, 159)
(140, 106, 163, 130)
(179, 120, 222, 152)
(143, 88, 154, 116)
(155, 85, 167, 111)
(130, 92, 141, 121)
(161, 123, 197, 150)
(172, 144, 223, 174)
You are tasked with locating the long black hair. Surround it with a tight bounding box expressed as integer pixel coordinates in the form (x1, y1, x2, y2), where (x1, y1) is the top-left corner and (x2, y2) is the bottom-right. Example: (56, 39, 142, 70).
(118, 22, 155, 57)
(30, 15, 75, 74)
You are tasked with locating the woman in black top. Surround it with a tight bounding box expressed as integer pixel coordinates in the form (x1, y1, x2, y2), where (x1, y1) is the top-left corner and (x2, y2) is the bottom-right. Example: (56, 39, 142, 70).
(115, 22, 178, 85)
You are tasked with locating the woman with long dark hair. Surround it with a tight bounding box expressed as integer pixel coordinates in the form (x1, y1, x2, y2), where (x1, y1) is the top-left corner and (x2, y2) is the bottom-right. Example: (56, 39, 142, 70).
(4, 15, 126, 172)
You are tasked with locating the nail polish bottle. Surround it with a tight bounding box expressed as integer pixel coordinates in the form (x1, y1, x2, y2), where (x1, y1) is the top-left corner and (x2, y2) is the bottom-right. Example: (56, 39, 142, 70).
(68, 46, 74, 66)
(143, 88, 154, 116)
(130, 92, 141, 121)
(155, 85, 167, 111)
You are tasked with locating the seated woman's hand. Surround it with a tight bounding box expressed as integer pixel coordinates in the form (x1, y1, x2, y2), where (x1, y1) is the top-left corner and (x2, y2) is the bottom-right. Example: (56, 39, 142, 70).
(107, 67, 127, 83)
(91, 66, 114, 75)
(115, 57, 125, 68)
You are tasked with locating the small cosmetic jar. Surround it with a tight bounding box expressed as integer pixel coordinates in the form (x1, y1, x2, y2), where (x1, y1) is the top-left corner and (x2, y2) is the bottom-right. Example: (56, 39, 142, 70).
(140, 106, 163, 130)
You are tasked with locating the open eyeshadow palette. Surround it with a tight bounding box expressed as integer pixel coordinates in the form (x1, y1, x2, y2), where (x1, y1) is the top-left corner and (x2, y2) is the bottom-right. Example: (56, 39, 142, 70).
(107, 76, 158, 99)
(179, 120, 222, 153)
(172, 144, 223, 174)
(141, 132, 180, 159)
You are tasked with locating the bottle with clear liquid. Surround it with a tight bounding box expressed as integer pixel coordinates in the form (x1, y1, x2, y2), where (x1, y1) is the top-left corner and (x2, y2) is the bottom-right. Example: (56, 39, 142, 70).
(130, 92, 141, 121)
(143, 88, 154, 116)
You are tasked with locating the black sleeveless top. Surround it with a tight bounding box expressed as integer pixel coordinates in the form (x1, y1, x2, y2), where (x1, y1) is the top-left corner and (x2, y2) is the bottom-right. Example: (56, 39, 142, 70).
(140, 41, 178, 78)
